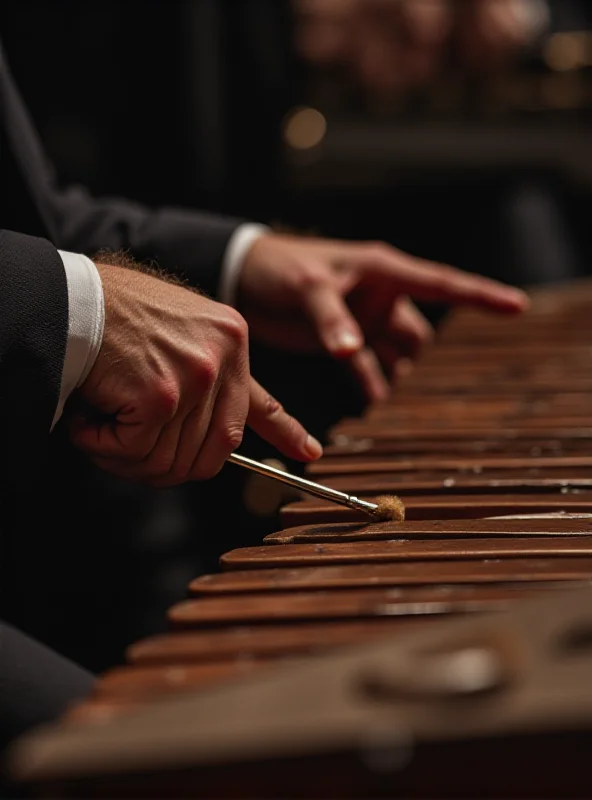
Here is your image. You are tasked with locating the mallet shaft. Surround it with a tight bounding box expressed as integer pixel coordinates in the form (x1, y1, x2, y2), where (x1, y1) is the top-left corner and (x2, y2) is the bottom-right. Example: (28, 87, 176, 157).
(227, 453, 381, 518)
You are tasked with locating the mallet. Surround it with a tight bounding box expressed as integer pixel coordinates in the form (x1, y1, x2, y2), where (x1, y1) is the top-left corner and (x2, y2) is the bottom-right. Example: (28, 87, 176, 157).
(228, 453, 405, 522)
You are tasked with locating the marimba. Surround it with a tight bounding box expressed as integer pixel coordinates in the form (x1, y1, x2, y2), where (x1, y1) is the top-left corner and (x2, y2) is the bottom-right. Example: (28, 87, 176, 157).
(12, 281, 592, 797)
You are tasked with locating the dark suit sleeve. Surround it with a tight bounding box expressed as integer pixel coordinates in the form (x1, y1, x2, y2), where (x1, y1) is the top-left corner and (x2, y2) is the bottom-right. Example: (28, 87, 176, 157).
(1, 43, 244, 300)
(0, 229, 68, 482)
(44, 187, 243, 300)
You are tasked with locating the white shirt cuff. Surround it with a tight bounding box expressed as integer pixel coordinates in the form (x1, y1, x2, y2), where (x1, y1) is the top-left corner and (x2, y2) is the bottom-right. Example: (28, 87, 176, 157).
(218, 224, 269, 307)
(52, 251, 105, 429)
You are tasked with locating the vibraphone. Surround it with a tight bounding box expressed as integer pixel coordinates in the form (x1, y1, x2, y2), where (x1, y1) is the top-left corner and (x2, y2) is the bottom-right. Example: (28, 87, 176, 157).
(12, 281, 592, 797)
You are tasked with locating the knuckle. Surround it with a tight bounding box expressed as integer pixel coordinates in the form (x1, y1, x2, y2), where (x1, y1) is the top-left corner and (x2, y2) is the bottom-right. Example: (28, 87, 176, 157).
(294, 266, 325, 294)
(152, 380, 181, 421)
(195, 354, 219, 388)
(222, 308, 249, 345)
(221, 425, 244, 453)
(263, 393, 284, 419)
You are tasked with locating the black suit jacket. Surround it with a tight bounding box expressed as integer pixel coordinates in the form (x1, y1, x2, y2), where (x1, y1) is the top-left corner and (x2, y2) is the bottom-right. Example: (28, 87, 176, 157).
(0, 38, 244, 477)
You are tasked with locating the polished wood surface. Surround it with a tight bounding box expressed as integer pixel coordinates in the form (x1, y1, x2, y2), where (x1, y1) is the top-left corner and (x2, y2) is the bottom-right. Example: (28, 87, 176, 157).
(190, 557, 592, 594)
(321, 473, 592, 495)
(168, 584, 543, 626)
(280, 492, 592, 524)
(220, 536, 592, 569)
(263, 517, 592, 544)
(126, 620, 423, 665)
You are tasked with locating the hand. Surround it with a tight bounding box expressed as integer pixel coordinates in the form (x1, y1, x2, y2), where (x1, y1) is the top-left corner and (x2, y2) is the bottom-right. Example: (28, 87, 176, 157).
(68, 263, 322, 486)
(238, 233, 529, 401)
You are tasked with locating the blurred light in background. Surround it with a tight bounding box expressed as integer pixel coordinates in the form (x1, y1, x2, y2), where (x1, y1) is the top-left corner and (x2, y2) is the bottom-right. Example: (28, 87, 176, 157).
(283, 106, 327, 150)
(544, 31, 592, 72)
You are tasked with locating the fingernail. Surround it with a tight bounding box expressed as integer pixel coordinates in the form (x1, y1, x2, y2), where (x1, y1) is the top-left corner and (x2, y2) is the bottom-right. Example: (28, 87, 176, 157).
(331, 330, 362, 353)
(304, 435, 323, 460)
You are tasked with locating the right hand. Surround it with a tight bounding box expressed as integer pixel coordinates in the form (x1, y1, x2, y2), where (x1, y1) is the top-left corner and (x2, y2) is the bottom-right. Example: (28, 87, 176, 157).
(68, 263, 322, 487)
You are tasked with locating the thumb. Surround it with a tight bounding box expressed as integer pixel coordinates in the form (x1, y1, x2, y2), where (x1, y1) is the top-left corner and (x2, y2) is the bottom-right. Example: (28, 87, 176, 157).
(303, 283, 365, 357)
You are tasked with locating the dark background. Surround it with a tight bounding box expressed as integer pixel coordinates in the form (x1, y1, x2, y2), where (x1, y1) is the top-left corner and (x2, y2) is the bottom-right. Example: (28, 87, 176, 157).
(3, 0, 592, 280)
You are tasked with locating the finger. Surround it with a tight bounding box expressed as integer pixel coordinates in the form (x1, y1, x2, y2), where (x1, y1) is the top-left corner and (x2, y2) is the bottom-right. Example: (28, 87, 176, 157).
(358, 247, 529, 313)
(68, 413, 129, 460)
(69, 382, 179, 460)
(348, 347, 390, 402)
(247, 378, 323, 462)
(78, 375, 218, 484)
(303, 283, 365, 357)
(389, 297, 434, 359)
(86, 403, 201, 485)
(186, 371, 250, 483)
(371, 339, 401, 382)
(145, 392, 219, 486)
(89, 391, 216, 486)
(371, 334, 420, 384)
(140, 411, 201, 482)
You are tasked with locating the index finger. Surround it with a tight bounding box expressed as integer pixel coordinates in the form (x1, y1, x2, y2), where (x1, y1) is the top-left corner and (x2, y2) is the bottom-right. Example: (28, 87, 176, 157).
(360, 247, 529, 313)
(247, 378, 323, 462)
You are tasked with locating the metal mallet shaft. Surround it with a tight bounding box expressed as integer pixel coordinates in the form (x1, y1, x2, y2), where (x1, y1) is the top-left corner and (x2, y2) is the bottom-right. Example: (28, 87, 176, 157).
(227, 453, 404, 522)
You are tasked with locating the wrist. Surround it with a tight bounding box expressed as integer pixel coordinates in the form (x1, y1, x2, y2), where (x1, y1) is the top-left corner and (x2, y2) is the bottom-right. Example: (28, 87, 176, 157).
(219, 224, 270, 307)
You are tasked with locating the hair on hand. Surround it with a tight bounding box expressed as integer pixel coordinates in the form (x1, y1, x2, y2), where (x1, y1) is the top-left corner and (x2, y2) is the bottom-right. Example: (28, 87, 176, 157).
(93, 249, 205, 295)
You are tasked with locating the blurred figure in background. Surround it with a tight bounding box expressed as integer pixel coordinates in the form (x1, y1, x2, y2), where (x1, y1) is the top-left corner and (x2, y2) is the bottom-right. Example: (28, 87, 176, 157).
(295, 0, 549, 98)
(292, 0, 588, 287)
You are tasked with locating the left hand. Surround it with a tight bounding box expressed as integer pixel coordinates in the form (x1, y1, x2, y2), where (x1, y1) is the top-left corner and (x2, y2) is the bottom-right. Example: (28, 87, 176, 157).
(238, 233, 529, 401)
